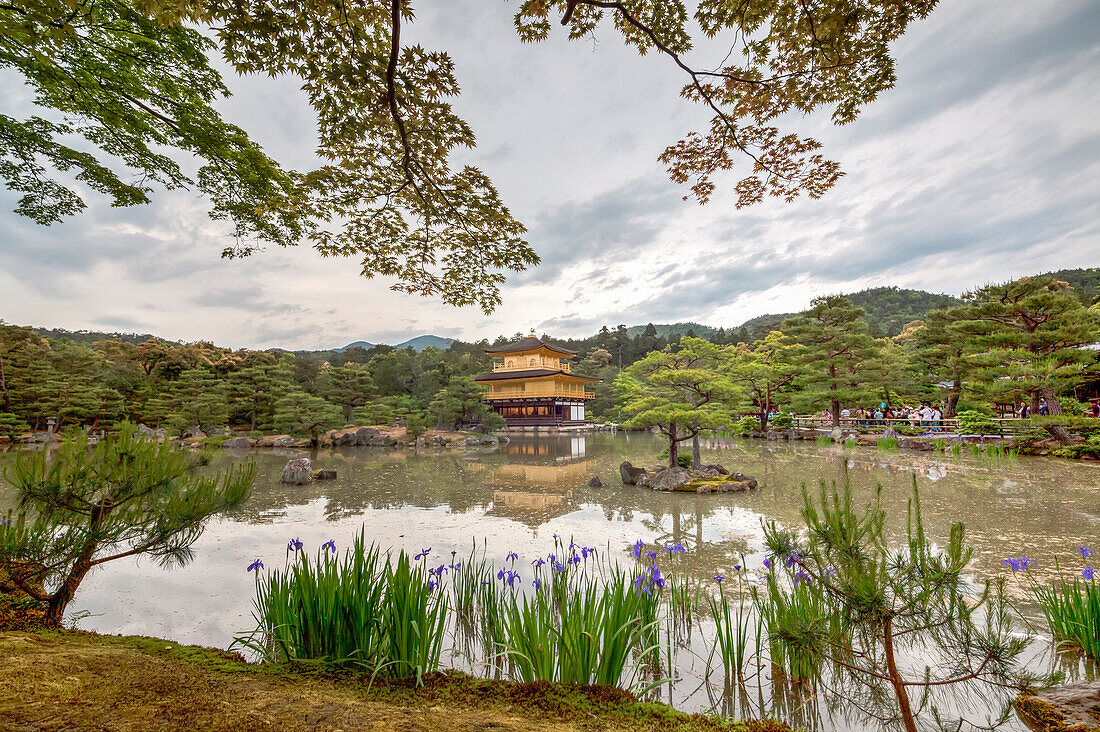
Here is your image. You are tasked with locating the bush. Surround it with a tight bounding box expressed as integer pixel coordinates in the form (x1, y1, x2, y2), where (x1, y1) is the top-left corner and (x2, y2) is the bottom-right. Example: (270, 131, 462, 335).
(656, 447, 692, 467)
(771, 412, 794, 429)
(735, 416, 760, 434)
(956, 409, 999, 435)
(475, 411, 506, 434)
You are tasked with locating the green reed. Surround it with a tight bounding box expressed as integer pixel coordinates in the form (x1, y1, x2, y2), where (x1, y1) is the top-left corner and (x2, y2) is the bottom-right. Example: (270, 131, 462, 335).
(876, 436, 899, 450)
(707, 580, 755, 680)
(1031, 558, 1099, 659)
(235, 532, 387, 668)
(758, 576, 832, 683)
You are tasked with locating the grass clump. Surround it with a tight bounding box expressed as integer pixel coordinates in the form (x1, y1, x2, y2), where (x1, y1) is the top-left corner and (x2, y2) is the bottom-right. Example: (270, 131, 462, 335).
(1027, 549, 1099, 659)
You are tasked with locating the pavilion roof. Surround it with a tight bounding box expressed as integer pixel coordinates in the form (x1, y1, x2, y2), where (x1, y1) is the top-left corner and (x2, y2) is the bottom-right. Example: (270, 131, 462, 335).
(484, 336, 577, 356)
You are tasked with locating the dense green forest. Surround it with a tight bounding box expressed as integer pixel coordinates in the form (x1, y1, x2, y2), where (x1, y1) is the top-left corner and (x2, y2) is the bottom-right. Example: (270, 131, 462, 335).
(2, 270, 1097, 442)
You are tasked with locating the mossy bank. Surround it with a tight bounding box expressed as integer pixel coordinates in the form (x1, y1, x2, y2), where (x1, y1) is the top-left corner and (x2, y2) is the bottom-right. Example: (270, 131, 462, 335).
(0, 629, 793, 732)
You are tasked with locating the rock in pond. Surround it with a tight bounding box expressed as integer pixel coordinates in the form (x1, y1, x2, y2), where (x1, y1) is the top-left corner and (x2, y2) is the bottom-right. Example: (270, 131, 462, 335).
(587, 476, 603, 488)
(313, 468, 337, 480)
(281, 458, 312, 485)
(619, 461, 649, 485)
(650, 467, 693, 492)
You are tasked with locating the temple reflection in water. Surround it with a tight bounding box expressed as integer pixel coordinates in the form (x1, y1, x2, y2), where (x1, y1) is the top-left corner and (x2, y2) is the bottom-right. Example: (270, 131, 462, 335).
(483, 436, 593, 525)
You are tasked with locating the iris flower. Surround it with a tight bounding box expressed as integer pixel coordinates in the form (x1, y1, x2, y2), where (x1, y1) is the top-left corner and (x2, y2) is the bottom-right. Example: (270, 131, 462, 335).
(322, 540, 336, 554)
(247, 559, 264, 572)
(287, 537, 303, 552)
(413, 547, 431, 561)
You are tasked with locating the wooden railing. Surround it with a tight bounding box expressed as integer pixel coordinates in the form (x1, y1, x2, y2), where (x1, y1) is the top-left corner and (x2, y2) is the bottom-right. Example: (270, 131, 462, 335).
(491, 359, 571, 373)
(789, 416, 1035, 437)
(486, 386, 594, 400)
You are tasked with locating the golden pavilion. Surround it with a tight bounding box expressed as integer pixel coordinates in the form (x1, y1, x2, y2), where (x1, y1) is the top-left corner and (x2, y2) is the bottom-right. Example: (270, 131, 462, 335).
(474, 333, 599, 426)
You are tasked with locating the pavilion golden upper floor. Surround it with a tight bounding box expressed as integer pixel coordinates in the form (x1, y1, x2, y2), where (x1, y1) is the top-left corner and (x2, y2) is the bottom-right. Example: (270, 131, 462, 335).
(473, 334, 599, 402)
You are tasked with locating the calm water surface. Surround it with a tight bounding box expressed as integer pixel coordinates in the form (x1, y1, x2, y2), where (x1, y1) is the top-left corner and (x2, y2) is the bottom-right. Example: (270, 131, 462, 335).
(2, 433, 1097, 728)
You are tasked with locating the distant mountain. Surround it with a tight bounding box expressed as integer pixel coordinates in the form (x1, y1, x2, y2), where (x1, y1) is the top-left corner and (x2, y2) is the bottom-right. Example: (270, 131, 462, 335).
(395, 334, 454, 351)
(334, 340, 375, 352)
(333, 334, 454, 353)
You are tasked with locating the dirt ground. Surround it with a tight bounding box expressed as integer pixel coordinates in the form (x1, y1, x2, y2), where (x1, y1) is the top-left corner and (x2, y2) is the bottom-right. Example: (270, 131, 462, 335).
(0, 631, 786, 732)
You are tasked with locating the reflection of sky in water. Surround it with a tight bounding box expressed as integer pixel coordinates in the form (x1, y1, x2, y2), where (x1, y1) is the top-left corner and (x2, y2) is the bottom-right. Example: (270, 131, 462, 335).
(2, 434, 1098, 728)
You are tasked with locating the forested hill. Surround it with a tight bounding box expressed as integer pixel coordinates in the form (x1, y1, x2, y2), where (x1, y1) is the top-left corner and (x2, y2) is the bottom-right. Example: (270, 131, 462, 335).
(621, 286, 962, 342)
(30, 327, 178, 346)
(848, 287, 962, 336)
(1044, 267, 1100, 304)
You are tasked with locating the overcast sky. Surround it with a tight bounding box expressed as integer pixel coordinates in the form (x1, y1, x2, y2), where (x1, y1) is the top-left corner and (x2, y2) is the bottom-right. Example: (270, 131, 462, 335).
(1, 1, 1097, 350)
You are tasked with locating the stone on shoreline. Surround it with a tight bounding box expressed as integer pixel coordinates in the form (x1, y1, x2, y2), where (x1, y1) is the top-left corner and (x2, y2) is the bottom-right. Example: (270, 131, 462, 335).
(222, 437, 253, 449)
(1015, 681, 1100, 730)
(587, 476, 603, 488)
(313, 468, 337, 480)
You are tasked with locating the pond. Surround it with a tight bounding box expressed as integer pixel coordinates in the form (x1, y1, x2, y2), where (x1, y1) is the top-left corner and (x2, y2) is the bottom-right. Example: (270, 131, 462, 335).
(2, 433, 1098, 729)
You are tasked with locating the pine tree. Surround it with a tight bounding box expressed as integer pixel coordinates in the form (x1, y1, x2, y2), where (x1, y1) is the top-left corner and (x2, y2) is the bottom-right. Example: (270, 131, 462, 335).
(724, 331, 799, 429)
(912, 309, 968, 417)
(955, 276, 1100, 444)
(620, 337, 735, 467)
(319, 364, 375, 424)
(272, 391, 343, 447)
(783, 295, 880, 426)
(0, 423, 254, 625)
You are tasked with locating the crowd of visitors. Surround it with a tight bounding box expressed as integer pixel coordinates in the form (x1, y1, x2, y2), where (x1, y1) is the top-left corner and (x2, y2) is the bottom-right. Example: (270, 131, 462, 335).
(817, 402, 946, 431)
(800, 398, 1100, 430)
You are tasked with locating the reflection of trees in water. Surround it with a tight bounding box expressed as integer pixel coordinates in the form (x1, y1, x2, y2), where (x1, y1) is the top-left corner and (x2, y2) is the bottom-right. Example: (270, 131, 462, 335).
(211, 435, 1100, 596)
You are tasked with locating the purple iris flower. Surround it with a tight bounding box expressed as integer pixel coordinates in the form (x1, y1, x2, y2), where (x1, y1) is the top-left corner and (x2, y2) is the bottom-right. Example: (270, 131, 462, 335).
(568, 554, 581, 565)
(553, 561, 564, 573)
(714, 574, 724, 583)
(413, 547, 431, 561)
(247, 559, 264, 572)
(504, 571, 521, 587)
(650, 565, 665, 589)
(763, 557, 772, 570)
(532, 557, 545, 568)
(428, 579, 437, 591)
(322, 540, 336, 554)
(663, 542, 686, 555)
(1082, 566, 1094, 580)
(506, 551, 519, 563)
(287, 537, 303, 552)
(1079, 546, 1094, 559)
(581, 547, 595, 560)
(631, 540, 645, 559)
(429, 564, 447, 577)
(533, 578, 542, 590)
(497, 568, 506, 580)
(450, 562, 462, 571)
(647, 550, 657, 561)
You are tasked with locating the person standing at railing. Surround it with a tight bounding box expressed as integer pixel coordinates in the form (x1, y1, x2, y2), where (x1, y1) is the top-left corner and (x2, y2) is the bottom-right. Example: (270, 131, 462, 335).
(931, 405, 942, 432)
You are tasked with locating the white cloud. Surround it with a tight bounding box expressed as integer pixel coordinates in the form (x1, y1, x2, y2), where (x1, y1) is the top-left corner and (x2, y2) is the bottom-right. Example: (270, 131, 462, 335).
(0, 0, 1097, 348)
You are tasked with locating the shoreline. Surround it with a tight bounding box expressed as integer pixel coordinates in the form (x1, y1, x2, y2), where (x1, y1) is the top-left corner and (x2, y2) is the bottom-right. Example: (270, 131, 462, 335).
(0, 627, 791, 732)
